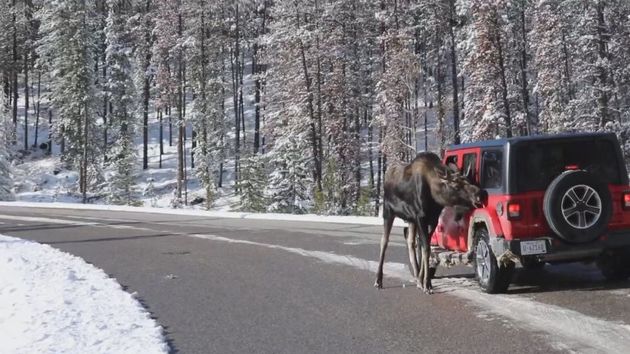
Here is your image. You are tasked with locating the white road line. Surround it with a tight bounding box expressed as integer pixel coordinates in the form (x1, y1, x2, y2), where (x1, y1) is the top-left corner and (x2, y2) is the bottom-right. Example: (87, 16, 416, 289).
(0, 213, 629, 353)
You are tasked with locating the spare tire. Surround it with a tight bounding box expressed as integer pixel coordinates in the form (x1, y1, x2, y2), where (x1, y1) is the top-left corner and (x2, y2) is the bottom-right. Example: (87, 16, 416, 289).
(543, 170, 612, 243)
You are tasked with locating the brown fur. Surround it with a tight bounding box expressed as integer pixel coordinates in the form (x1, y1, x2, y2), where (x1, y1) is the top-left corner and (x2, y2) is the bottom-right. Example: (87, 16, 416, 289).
(375, 152, 480, 293)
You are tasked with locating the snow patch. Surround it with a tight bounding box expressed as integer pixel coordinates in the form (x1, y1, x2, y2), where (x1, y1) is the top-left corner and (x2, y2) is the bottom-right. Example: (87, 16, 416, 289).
(0, 235, 168, 354)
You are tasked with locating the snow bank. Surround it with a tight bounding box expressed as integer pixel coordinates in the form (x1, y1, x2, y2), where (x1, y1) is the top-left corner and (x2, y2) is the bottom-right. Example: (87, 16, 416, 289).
(0, 201, 407, 227)
(0, 235, 168, 354)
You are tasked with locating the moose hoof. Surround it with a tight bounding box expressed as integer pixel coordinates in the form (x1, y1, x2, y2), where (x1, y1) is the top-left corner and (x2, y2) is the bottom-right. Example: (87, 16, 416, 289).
(374, 280, 383, 289)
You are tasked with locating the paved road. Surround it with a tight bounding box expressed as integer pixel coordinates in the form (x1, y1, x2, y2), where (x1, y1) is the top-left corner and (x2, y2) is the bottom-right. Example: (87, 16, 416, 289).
(2, 206, 630, 353)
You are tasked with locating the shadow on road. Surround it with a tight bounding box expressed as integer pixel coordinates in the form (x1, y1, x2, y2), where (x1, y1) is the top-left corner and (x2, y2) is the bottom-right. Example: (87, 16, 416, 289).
(508, 263, 630, 294)
(43, 233, 180, 245)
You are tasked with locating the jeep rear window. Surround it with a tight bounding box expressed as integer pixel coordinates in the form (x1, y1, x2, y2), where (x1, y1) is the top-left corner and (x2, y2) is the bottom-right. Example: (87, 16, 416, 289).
(514, 139, 621, 192)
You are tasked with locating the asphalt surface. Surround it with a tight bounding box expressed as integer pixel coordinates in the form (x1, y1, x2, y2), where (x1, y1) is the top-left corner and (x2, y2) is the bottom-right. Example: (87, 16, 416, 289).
(2, 206, 630, 353)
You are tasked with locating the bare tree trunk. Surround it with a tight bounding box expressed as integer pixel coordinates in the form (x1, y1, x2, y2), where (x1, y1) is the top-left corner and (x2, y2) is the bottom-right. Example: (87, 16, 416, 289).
(561, 29, 573, 101)
(102, 47, 108, 158)
(34, 70, 41, 147)
(183, 60, 188, 205)
(142, 69, 150, 169)
(81, 102, 89, 203)
(460, 76, 465, 139)
(295, 6, 322, 193)
(24, 49, 29, 150)
(595, 0, 610, 128)
(11, 0, 18, 144)
(47, 109, 52, 155)
(239, 51, 245, 137)
(60, 125, 65, 155)
(158, 107, 163, 168)
(253, 1, 269, 155)
(436, 44, 446, 155)
(142, 0, 152, 170)
(232, 4, 241, 190)
(448, 0, 461, 144)
(253, 48, 261, 154)
(176, 2, 184, 200)
(518, 3, 531, 135)
(492, 9, 512, 138)
(168, 105, 172, 146)
(420, 41, 429, 151)
(314, 0, 324, 176)
(368, 109, 374, 192)
(375, 129, 383, 217)
(219, 46, 227, 188)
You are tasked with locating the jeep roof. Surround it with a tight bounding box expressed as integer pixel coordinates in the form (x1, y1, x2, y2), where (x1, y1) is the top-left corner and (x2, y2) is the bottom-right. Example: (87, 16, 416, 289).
(445, 132, 629, 193)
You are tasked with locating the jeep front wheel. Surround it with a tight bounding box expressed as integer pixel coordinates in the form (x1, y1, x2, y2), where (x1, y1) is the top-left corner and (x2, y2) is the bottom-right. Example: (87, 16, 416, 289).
(473, 228, 514, 294)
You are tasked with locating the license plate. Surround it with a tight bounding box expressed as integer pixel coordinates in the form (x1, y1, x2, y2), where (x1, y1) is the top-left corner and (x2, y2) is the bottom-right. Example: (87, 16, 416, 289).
(520, 240, 547, 255)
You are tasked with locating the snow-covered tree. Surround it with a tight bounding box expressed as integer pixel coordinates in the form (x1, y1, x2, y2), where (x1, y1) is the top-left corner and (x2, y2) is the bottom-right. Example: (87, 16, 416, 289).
(266, 133, 312, 214)
(0, 89, 14, 201)
(104, 0, 138, 205)
(185, 0, 226, 209)
(461, 0, 513, 140)
(235, 154, 268, 212)
(531, 0, 575, 133)
(36, 0, 100, 201)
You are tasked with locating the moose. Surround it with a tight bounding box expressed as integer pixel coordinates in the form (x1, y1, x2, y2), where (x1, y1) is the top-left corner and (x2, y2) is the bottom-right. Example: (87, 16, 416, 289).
(374, 152, 481, 294)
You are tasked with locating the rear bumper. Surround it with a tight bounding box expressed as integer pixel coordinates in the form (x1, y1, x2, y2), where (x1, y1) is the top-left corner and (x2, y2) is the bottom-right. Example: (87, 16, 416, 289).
(490, 230, 630, 263)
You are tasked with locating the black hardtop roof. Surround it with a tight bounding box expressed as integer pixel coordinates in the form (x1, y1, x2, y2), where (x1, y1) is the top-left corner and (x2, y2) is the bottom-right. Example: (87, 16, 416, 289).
(446, 132, 617, 151)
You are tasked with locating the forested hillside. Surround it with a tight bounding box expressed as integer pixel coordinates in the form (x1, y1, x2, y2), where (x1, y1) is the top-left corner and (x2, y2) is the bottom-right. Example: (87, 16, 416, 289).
(1, 0, 630, 215)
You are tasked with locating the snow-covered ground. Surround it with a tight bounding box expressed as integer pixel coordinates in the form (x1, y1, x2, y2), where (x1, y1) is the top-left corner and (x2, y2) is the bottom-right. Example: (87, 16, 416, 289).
(8, 59, 440, 214)
(0, 234, 168, 354)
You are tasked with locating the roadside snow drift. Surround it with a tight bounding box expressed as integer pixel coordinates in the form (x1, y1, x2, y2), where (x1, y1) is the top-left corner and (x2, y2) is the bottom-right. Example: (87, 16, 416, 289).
(0, 235, 168, 354)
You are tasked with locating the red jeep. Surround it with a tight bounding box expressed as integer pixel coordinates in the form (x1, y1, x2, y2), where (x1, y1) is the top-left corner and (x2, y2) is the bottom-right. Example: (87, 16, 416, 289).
(432, 132, 630, 293)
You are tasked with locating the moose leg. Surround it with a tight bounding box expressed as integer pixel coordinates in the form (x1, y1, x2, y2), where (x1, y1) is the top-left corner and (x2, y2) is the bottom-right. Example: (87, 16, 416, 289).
(416, 218, 433, 294)
(405, 223, 420, 286)
(374, 215, 395, 289)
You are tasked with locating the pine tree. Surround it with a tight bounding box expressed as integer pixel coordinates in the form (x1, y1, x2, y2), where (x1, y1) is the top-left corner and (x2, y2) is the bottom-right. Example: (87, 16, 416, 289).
(235, 154, 268, 212)
(462, 0, 513, 141)
(531, 0, 575, 133)
(186, 0, 226, 210)
(0, 89, 14, 201)
(266, 134, 312, 214)
(36, 0, 100, 200)
(104, 0, 138, 205)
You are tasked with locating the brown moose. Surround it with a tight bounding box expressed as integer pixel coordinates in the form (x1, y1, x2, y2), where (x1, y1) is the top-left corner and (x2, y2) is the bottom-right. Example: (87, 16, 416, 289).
(375, 152, 481, 294)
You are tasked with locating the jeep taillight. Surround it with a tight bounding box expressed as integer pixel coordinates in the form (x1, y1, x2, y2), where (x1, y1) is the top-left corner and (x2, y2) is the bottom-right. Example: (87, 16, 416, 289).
(623, 193, 630, 210)
(507, 202, 521, 219)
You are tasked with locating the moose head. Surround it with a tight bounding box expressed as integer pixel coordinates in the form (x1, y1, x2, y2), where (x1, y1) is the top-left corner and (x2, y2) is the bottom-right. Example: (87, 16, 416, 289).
(435, 167, 482, 219)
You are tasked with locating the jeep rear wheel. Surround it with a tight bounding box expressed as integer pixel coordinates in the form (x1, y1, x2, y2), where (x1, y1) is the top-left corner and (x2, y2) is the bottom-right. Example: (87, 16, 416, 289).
(473, 228, 514, 294)
(543, 170, 612, 244)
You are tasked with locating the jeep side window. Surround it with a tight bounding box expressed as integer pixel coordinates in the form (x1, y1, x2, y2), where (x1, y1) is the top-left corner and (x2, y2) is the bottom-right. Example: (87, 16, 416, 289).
(445, 155, 459, 173)
(462, 153, 478, 185)
(482, 151, 502, 189)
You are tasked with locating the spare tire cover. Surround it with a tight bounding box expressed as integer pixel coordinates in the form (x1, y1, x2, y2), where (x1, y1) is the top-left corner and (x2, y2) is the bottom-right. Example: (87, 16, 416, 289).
(543, 170, 612, 243)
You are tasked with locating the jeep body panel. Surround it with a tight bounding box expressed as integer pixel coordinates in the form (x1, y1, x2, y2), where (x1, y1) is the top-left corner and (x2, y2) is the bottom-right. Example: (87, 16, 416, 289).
(431, 132, 630, 256)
